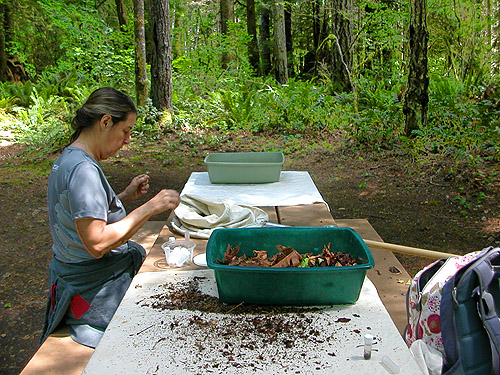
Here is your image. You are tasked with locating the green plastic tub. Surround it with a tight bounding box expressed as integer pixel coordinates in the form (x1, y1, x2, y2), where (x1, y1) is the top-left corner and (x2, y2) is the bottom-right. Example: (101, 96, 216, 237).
(204, 152, 285, 184)
(206, 227, 374, 305)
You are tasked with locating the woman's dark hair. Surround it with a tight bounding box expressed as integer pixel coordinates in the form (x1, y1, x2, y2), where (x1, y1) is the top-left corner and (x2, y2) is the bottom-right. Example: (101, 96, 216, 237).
(70, 87, 136, 143)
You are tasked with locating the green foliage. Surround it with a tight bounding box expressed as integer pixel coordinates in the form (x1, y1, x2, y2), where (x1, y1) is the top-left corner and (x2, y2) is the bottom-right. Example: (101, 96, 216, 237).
(1, 0, 498, 185)
(171, 74, 344, 136)
(134, 98, 164, 139)
(8, 0, 135, 88)
(9, 88, 71, 154)
(400, 75, 500, 165)
(427, 0, 493, 85)
(0, 81, 34, 107)
(343, 76, 405, 149)
(355, 1, 407, 80)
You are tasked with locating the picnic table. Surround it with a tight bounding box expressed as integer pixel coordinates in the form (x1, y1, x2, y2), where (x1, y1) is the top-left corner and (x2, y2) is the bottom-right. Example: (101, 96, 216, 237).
(20, 171, 421, 374)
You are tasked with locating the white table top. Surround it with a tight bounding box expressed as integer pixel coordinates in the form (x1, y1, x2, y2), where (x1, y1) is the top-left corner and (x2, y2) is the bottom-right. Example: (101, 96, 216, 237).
(83, 270, 422, 375)
(180, 171, 327, 207)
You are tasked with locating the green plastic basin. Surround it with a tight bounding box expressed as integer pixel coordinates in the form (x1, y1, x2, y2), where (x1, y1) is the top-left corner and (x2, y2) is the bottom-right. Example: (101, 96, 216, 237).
(206, 227, 374, 305)
(204, 152, 285, 184)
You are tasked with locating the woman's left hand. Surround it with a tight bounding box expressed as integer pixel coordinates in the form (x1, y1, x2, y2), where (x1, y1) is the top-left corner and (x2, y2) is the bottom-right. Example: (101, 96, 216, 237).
(118, 174, 150, 204)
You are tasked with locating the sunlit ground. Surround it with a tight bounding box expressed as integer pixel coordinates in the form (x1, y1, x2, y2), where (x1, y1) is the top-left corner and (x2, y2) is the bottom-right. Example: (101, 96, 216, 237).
(482, 217, 500, 237)
(0, 130, 14, 147)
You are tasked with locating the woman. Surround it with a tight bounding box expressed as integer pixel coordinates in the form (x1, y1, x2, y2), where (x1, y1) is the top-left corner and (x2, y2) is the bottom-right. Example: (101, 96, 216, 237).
(41, 87, 180, 348)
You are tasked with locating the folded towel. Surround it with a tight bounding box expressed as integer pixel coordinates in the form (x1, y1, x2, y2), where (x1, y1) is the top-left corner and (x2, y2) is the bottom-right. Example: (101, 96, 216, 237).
(171, 194, 269, 238)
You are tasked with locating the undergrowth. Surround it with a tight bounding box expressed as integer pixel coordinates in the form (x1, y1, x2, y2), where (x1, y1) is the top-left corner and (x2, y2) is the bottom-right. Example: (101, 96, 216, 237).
(0, 69, 498, 191)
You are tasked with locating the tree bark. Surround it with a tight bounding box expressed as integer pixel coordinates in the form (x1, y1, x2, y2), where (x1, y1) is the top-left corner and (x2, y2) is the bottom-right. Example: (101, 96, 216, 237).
(260, 4, 272, 76)
(133, 0, 148, 106)
(0, 0, 13, 82)
(150, 0, 173, 112)
(403, 0, 429, 136)
(273, 0, 288, 84)
(220, 0, 235, 69)
(313, 0, 321, 52)
(246, 0, 260, 74)
(491, 0, 500, 74)
(331, 0, 353, 92)
(0, 3, 8, 82)
(284, 2, 293, 76)
(114, 0, 128, 31)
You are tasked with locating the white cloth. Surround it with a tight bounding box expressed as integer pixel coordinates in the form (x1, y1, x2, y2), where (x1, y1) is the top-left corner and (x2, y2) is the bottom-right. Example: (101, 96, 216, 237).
(172, 194, 269, 239)
(409, 340, 443, 375)
(180, 171, 327, 207)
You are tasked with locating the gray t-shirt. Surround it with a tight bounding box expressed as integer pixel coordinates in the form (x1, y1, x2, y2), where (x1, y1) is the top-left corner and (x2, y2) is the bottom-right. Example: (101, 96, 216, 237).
(48, 146, 127, 263)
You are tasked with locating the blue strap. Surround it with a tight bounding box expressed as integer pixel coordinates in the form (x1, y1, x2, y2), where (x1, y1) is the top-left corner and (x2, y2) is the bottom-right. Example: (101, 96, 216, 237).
(472, 248, 500, 375)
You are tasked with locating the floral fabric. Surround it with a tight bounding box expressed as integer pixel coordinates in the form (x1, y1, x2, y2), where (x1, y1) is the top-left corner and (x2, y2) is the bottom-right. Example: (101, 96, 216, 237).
(405, 252, 480, 354)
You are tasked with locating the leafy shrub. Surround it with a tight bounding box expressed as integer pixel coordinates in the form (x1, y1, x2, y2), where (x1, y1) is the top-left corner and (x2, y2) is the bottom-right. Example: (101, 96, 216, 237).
(343, 75, 405, 148)
(10, 88, 71, 154)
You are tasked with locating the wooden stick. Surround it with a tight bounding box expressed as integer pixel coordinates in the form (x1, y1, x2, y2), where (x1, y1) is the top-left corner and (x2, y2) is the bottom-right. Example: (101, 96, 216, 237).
(363, 239, 459, 259)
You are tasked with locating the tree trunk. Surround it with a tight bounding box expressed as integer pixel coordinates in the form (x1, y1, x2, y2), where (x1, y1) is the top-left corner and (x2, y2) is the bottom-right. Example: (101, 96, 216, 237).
(302, 0, 321, 76)
(0, 0, 13, 82)
(0, 3, 8, 82)
(273, 0, 288, 84)
(133, 0, 148, 106)
(491, 0, 500, 74)
(331, 0, 353, 92)
(171, 3, 182, 58)
(150, 0, 173, 112)
(284, 3, 293, 76)
(260, 4, 272, 76)
(313, 0, 321, 51)
(114, 0, 128, 31)
(403, 0, 429, 136)
(220, 0, 235, 69)
(246, 0, 260, 74)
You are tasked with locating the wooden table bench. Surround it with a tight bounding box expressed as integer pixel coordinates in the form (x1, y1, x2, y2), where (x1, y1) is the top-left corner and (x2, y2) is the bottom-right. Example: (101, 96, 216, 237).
(19, 204, 413, 374)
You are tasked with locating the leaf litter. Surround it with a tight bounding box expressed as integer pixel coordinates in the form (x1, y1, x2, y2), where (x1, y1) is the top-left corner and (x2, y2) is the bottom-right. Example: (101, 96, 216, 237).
(220, 243, 360, 268)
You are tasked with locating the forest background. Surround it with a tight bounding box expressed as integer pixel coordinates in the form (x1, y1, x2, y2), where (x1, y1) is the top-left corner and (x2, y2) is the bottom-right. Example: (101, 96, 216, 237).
(0, 0, 499, 374)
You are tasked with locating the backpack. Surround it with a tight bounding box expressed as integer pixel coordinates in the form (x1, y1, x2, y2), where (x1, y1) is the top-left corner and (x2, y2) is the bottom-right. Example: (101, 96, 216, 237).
(405, 251, 480, 353)
(440, 246, 500, 375)
(405, 246, 500, 375)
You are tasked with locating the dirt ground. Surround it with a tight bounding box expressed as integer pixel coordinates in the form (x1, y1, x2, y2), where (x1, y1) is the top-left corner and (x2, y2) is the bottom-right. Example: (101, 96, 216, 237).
(0, 132, 499, 375)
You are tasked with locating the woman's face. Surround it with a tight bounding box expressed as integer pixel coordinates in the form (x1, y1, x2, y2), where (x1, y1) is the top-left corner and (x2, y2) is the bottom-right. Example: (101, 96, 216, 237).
(101, 112, 136, 160)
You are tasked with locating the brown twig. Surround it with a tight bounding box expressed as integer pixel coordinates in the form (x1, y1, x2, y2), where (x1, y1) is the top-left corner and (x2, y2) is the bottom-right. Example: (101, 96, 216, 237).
(225, 302, 244, 314)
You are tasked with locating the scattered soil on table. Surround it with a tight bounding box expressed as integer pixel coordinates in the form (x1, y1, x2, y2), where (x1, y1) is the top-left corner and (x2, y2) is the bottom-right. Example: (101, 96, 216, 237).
(0, 132, 499, 374)
(140, 276, 358, 373)
(145, 276, 321, 315)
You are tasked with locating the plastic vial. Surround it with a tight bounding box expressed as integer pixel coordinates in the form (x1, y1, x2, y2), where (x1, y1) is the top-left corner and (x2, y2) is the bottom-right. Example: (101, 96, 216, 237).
(381, 355, 400, 374)
(164, 237, 176, 264)
(363, 334, 373, 360)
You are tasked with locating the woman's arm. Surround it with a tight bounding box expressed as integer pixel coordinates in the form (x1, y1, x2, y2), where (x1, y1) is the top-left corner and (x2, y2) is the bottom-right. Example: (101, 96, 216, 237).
(75, 189, 180, 258)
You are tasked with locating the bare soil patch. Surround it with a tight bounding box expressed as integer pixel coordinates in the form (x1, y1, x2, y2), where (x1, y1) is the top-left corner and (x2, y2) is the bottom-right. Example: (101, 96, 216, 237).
(0, 132, 498, 375)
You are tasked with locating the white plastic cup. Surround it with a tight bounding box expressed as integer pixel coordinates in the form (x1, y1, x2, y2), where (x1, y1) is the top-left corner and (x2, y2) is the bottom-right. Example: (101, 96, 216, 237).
(161, 238, 196, 267)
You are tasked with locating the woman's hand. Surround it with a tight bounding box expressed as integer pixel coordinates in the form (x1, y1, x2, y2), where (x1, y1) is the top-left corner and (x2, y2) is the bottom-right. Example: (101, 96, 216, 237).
(75, 188, 180, 258)
(118, 174, 150, 205)
(145, 189, 180, 216)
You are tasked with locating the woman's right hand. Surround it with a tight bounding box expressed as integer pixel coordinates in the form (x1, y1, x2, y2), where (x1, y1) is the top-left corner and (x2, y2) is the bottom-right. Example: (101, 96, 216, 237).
(147, 189, 180, 215)
(75, 189, 180, 259)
